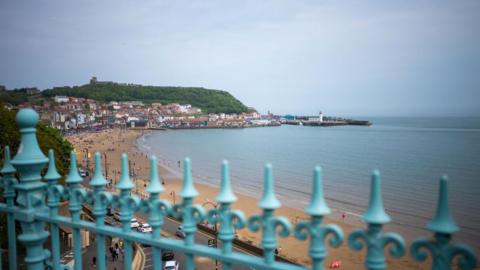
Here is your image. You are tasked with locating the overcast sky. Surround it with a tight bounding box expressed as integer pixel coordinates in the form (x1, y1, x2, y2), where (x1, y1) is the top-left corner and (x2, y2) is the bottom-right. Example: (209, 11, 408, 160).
(1, 1, 479, 116)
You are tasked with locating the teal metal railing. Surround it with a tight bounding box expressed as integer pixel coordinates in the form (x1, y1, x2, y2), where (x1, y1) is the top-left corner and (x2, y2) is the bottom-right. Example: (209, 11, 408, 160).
(0, 108, 477, 270)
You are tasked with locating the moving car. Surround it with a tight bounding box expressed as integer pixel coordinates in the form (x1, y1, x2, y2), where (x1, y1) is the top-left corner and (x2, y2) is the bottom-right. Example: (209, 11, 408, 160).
(161, 250, 174, 261)
(113, 212, 122, 222)
(164, 260, 179, 270)
(130, 218, 140, 229)
(175, 226, 186, 238)
(138, 223, 152, 233)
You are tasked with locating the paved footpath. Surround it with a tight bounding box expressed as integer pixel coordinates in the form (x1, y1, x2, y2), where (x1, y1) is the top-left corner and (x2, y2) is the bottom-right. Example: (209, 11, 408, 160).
(83, 236, 124, 270)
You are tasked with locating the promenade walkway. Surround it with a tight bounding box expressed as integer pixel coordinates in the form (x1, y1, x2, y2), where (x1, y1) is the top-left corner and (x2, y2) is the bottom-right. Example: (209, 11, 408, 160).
(82, 235, 123, 270)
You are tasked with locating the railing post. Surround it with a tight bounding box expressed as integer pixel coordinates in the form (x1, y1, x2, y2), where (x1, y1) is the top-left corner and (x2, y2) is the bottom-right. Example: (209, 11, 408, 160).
(175, 158, 205, 270)
(145, 156, 171, 270)
(10, 108, 50, 270)
(1, 146, 18, 270)
(411, 176, 477, 270)
(44, 149, 62, 270)
(294, 167, 343, 270)
(348, 170, 405, 270)
(90, 152, 109, 270)
(116, 153, 137, 270)
(207, 160, 245, 270)
(65, 152, 86, 270)
(248, 164, 291, 266)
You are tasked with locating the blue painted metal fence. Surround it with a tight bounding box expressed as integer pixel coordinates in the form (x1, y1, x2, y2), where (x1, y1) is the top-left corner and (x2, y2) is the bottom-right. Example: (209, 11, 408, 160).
(0, 108, 477, 270)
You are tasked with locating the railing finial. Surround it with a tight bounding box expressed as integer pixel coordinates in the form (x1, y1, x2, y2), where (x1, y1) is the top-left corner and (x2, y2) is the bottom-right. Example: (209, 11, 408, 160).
(249, 164, 291, 264)
(258, 163, 281, 210)
(66, 152, 82, 184)
(295, 166, 343, 270)
(117, 153, 134, 190)
(411, 175, 477, 270)
(306, 166, 330, 216)
(348, 170, 405, 270)
(427, 175, 458, 234)
(12, 108, 48, 167)
(146, 155, 164, 194)
(363, 169, 390, 224)
(44, 150, 61, 181)
(208, 159, 246, 261)
(179, 157, 199, 198)
(1, 146, 15, 174)
(90, 152, 107, 187)
(216, 160, 237, 203)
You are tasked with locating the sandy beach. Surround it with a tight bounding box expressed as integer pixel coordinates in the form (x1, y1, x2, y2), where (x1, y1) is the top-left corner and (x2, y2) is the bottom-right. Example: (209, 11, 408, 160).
(67, 128, 436, 269)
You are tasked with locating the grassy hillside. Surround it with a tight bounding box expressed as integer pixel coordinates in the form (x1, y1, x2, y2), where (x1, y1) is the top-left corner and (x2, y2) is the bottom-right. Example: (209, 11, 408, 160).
(42, 83, 251, 114)
(0, 89, 33, 105)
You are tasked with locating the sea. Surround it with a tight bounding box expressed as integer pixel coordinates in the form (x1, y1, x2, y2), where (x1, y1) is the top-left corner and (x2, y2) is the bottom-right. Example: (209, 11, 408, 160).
(137, 117, 480, 251)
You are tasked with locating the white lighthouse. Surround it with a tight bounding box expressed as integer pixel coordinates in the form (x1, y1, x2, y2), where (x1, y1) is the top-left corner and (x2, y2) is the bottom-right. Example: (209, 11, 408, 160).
(319, 111, 324, 123)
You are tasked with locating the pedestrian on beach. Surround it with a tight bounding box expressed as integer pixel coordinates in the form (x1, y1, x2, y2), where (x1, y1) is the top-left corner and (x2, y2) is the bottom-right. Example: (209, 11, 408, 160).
(92, 256, 96, 267)
(342, 212, 346, 221)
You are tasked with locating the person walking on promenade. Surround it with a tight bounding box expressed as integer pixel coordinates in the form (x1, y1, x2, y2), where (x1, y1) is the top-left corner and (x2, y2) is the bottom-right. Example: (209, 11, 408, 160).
(109, 246, 115, 261)
(114, 247, 119, 261)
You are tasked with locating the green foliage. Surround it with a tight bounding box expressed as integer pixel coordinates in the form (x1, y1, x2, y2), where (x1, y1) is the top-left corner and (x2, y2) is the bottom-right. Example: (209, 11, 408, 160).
(42, 83, 252, 114)
(0, 104, 20, 151)
(0, 90, 30, 105)
(0, 104, 73, 181)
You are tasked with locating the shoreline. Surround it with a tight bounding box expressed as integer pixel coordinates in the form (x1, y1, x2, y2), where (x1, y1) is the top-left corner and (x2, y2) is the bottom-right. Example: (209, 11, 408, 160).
(67, 128, 433, 269)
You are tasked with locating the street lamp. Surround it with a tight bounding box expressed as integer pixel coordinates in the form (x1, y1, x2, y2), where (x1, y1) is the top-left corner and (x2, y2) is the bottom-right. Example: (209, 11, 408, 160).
(83, 148, 90, 173)
(170, 191, 176, 205)
(202, 200, 219, 270)
(103, 153, 108, 179)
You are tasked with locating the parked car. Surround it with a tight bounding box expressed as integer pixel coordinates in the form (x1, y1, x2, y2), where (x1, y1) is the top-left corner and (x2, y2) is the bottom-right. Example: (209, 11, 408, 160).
(79, 169, 87, 177)
(113, 212, 122, 222)
(130, 218, 140, 229)
(138, 223, 152, 233)
(175, 226, 186, 238)
(161, 250, 174, 261)
(164, 260, 179, 270)
(107, 207, 114, 216)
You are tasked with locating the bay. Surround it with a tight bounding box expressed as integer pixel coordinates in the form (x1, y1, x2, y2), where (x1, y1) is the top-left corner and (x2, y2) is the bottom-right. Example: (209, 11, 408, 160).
(138, 117, 480, 251)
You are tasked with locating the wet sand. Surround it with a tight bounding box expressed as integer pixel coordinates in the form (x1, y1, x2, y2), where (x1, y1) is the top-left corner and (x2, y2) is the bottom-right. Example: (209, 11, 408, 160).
(67, 128, 438, 269)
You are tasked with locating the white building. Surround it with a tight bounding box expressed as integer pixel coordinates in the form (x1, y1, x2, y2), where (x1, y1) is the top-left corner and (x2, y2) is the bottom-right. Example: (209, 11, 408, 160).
(178, 104, 191, 113)
(76, 113, 87, 125)
(54, 96, 69, 103)
(251, 119, 271, 125)
(308, 111, 324, 122)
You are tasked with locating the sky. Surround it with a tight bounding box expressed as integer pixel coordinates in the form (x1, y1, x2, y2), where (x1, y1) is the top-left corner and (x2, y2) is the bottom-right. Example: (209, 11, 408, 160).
(1, 1, 479, 117)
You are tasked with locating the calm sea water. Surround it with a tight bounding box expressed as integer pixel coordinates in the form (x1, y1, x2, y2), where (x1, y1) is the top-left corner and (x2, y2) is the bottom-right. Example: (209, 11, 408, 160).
(138, 117, 480, 250)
